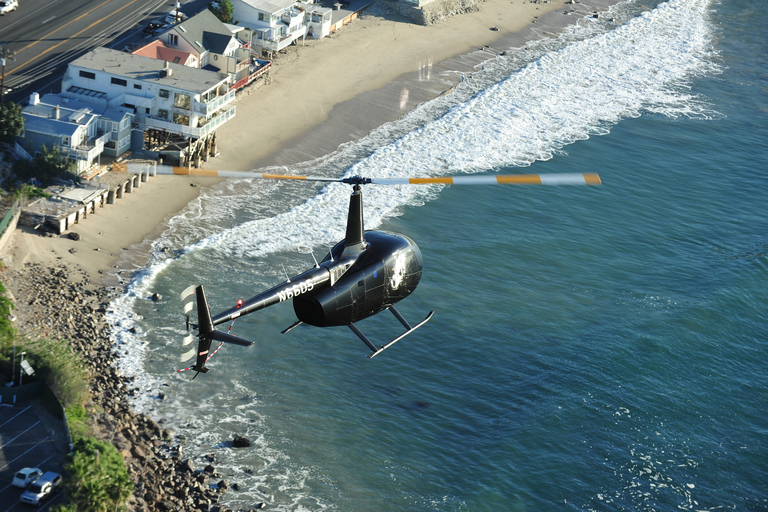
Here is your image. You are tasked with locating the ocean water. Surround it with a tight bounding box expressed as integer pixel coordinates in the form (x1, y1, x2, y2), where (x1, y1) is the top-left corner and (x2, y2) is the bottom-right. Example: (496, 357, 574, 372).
(108, 0, 768, 510)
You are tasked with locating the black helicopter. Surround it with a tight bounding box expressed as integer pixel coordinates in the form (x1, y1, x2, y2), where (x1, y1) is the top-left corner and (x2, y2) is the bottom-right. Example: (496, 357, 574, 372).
(140, 166, 601, 375)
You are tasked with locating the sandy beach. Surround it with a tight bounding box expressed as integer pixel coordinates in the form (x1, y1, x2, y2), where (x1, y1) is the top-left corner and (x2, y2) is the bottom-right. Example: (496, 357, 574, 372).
(1, 0, 609, 281)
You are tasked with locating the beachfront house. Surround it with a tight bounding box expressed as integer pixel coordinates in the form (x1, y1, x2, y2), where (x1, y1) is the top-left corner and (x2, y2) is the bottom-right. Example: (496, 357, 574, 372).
(61, 47, 235, 164)
(231, 0, 331, 56)
(63, 47, 235, 138)
(141, 9, 271, 90)
(161, 9, 243, 71)
(19, 93, 133, 173)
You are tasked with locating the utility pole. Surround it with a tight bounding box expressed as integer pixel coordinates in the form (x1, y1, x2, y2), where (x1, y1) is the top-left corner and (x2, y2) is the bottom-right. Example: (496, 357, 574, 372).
(0, 46, 16, 105)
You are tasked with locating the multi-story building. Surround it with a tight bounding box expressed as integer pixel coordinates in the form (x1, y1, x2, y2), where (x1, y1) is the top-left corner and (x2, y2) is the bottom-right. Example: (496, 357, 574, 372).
(135, 9, 271, 91)
(231, 0, 332, 56)
(62, 47, 235, 163)
(20, 93, 132, 173)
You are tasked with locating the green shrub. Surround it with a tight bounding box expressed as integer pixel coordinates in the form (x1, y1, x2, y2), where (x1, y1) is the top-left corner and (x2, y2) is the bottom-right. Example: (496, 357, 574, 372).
(65, 437, 133, 512)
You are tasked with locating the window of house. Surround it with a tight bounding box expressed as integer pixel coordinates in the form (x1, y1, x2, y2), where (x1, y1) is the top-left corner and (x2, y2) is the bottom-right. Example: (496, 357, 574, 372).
(172, 113, 190, 126)
(79, 70, 96, 79)
(258, 12, 265, 21)
(173, 93, 191, 110)
(158, 109, 169, 120)
(111, 77, 127, 87)
(134, 84, 142, 90)
(169, 33, 179, 45)
(62, 136, 70, 146)
(145, 107, 150, 114)
(159, 89, 170, 99)
(173, 56, 181, 63)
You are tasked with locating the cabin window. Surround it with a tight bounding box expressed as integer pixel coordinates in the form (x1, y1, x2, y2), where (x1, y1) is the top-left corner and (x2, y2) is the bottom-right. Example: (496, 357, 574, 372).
(111, 77, 127, 87)
(79, 70, 96, 79)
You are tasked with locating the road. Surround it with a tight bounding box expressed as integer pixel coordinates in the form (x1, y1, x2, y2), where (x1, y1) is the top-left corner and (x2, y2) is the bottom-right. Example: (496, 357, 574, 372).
(0, 0, 208, 104)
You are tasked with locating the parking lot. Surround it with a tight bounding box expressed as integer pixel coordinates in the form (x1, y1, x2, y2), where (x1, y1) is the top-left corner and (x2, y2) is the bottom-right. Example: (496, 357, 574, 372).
(0, 398, 68, 510)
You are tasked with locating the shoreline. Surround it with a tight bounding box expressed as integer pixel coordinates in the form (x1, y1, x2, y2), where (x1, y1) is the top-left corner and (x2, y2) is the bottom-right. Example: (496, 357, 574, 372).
(0, 0, 615, 282)
(0, 0, 624, 509)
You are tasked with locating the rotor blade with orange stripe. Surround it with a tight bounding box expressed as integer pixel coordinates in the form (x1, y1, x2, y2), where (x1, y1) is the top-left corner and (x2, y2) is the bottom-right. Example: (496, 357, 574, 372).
(132, 164, 339, 181)
(132, 165, 600, 186)
(368, 173, 601, 186)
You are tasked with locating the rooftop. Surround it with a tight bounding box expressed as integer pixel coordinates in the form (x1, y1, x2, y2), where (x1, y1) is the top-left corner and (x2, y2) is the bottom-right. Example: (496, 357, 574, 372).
(69, 47, 231, 94)
(131, 40, 197, 67)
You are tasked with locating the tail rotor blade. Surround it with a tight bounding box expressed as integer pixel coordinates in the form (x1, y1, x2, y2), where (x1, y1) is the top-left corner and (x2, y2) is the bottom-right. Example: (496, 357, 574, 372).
(180, 348, 196, 362)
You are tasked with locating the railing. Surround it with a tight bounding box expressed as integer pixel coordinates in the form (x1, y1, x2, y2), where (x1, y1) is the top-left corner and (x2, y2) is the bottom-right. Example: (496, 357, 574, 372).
(69, 132, 111, 161)
(0, 199, 20, 245)
(144, 106, 236, 137)
(195, 89, 236, 117)
(197, 106, 236, 135)
(0, 141, 32, 161)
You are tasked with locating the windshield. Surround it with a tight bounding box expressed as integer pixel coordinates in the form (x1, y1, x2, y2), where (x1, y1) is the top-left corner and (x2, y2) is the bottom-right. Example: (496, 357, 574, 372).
(28, 483, 44, 493)
(15, 471, 26, 479)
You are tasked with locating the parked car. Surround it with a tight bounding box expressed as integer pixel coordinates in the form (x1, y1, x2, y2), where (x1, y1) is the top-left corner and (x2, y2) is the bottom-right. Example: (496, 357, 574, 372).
(20, 471, 62, 506)
(12, 468, 43, 489)
(161, 10, 186, 25)
(0, 0, 19, 15)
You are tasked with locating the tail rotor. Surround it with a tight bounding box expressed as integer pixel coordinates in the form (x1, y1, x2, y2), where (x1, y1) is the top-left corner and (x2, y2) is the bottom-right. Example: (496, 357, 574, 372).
(177, 285, 255, 377)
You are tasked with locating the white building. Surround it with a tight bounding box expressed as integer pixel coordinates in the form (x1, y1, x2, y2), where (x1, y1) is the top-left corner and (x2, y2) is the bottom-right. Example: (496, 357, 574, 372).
(20, 93, 133, 173)
(62, 47, 236, 141)
(160, 9, 244, 71)
(231, 0, 332, 55)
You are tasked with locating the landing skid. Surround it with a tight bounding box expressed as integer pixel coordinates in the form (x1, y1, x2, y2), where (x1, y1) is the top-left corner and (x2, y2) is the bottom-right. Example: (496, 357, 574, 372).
(349, 306, 435, 358)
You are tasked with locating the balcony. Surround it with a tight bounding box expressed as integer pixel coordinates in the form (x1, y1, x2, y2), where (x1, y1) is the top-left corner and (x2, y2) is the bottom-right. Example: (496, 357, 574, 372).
(142, 106, 236, 138)
(66, 132, 111, 161)
(195, 89, 236, 117)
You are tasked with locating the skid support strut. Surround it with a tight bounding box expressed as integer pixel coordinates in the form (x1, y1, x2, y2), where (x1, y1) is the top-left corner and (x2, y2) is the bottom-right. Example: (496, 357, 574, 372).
(348, 306, 435, 358)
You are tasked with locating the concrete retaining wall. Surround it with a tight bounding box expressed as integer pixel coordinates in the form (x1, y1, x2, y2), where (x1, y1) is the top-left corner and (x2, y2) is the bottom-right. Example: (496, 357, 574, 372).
(384, 0, 482, 25)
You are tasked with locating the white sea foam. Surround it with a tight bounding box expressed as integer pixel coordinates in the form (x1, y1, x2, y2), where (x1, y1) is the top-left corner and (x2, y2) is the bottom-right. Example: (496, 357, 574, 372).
(108, 0, 721, 509)
(160, 0, 718, 262)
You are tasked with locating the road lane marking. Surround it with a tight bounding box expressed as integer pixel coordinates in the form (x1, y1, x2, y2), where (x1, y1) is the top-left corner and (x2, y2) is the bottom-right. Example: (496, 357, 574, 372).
(0, 405, 31, 429)
(8, 0, 145, 75)
(0, 435, 52, 472)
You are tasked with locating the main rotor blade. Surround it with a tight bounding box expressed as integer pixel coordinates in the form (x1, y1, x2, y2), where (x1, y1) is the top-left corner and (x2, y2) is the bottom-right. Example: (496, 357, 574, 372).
(369, 173, 601, 186)
(142, 164, 339, 181)
(136, 165, 600, 186)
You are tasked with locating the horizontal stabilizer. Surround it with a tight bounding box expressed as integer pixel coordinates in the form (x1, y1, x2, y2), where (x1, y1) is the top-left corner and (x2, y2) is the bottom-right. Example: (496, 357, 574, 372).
(211, 330, 254, 347)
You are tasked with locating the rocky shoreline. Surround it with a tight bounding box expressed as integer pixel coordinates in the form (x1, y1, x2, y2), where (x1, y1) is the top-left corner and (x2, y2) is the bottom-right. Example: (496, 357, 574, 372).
(1, 262, 263, 512)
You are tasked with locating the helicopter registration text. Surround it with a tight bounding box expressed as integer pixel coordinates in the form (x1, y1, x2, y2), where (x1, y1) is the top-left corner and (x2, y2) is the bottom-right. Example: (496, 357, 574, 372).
(278, 281, 315, 302)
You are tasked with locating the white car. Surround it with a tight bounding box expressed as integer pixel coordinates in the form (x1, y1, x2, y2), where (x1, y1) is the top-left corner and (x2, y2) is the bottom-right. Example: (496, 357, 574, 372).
(0, 0, 18, 15)
(20, 471, 62, 506)
(11, 467, 42, 489)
